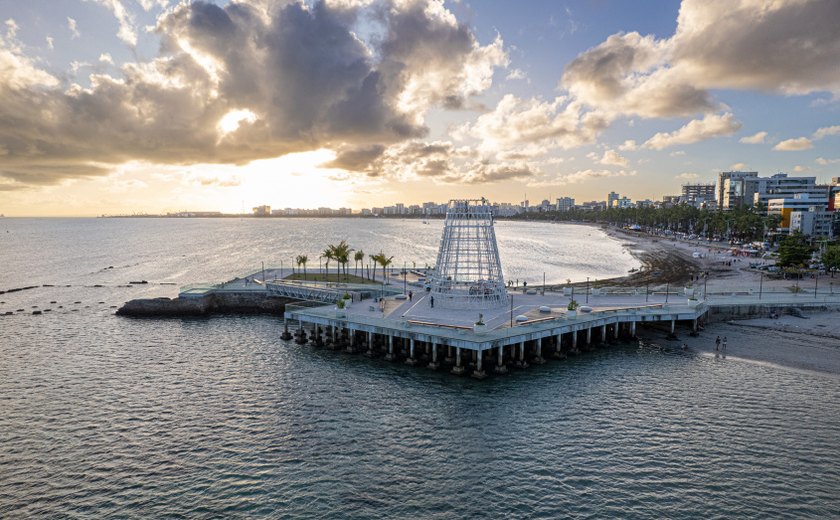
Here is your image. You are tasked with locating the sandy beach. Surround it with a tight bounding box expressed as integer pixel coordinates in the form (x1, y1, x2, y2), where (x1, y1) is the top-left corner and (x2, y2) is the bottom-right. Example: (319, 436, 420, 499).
(590, 224, 840, 375)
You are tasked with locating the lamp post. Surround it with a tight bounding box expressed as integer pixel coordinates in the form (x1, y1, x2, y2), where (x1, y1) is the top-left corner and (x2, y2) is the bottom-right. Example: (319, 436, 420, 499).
(815, 273, 819, 298)
(261, 261, 265, 285)
(759, 271, 763, 300)
(646, 280, 649, 302)
(586, 277, 589, 304)
(510, 294, 513, 327)
(703, 273, 708, 301)
(404, 261, 407, 295)
(665, 281, 669, 304)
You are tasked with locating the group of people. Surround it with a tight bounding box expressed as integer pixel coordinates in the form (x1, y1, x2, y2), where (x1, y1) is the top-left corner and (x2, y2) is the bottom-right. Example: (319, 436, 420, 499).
(715, 335, 727, 350)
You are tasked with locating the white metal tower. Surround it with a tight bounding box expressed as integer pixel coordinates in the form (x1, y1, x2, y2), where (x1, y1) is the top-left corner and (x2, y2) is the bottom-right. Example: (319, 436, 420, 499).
(429, 199, 509, 309)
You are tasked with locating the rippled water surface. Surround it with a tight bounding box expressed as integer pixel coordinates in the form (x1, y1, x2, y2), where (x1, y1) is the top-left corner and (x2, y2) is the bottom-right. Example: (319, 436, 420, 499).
(1, 218, 839, 518)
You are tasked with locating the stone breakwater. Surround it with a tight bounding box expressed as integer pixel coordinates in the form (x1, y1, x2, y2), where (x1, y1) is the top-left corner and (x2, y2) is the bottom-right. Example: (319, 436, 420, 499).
(116, 292, 293, 317)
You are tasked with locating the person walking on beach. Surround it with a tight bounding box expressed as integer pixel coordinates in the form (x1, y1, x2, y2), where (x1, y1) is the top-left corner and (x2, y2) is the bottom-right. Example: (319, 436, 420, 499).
(430, 296, 435, 308)
(722, 336, 727, 350)
(715, 336, 720, 350)
(408, 290, 413, 301)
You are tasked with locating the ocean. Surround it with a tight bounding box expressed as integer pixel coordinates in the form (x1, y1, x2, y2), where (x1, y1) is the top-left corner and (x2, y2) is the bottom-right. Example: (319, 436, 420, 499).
(1, 218, 838, 518)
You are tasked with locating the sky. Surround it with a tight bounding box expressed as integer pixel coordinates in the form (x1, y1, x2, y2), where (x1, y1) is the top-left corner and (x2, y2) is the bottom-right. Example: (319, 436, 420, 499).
(0, 0, 839, 216)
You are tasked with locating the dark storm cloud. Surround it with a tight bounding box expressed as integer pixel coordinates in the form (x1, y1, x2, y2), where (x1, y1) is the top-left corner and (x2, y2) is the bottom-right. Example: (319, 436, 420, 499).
(0, 0, 506, 187)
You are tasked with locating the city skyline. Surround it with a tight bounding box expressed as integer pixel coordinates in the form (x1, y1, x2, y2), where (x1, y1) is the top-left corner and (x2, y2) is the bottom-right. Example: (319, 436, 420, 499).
(1, 0, 839, 216)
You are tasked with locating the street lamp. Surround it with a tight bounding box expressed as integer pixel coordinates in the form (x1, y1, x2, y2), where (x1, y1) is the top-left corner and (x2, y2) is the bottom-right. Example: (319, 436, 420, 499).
(586, 277, 589, 304)
(759, 271, 763, 300)
(665, 281, 669, 304)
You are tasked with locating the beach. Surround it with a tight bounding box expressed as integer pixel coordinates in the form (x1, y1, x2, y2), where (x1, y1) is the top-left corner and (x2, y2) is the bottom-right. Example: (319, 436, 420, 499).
(592, 225, 840, 375)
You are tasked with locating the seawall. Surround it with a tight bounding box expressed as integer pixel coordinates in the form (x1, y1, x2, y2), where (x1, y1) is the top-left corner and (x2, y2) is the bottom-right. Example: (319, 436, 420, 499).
(117, 291, 295, 317)
(707, 302, 840, 323)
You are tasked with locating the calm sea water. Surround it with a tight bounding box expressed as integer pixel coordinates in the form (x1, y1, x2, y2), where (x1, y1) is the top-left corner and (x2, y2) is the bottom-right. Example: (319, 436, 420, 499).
(1, 218, 839, 518)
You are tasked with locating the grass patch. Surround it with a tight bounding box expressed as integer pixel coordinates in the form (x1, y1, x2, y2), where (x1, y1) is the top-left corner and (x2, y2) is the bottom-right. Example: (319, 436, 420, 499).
(284, 272, 376, 284)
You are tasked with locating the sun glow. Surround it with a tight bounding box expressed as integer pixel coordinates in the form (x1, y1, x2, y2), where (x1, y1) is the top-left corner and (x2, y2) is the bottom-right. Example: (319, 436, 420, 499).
(216, 109, 257, 136)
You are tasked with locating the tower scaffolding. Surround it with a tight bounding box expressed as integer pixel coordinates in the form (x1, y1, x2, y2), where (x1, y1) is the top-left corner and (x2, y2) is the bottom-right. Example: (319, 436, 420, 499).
(429, 199, 509, 309)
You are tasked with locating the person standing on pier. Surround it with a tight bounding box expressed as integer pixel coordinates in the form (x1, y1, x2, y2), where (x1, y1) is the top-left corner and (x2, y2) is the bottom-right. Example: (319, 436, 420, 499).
(430, 296, 434, 308)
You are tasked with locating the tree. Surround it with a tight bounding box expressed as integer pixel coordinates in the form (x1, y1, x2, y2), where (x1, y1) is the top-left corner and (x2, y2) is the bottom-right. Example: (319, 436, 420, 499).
(322, 247, 334, 277)
(371, 252, 394, 284)
(777, 232, 813, 267)
(296, 254, 308, 280)
(822, 245, 840, 277)
(354, 250, 365, 276)
(331, 240, 353, 281)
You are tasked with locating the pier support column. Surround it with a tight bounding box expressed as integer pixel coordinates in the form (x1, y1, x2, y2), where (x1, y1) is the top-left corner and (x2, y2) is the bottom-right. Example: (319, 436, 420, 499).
(692, 318, 698, 333)
(366, 332, 375, 357)
(670, 319, 676, 335)
(346, 328, 356, 353)
(451, 347, 465, 375)
(630, 321, 636, 338)
(600, 324, 607, 344)
(515, 342, 529, 368)
(428, 343, 439, 370)
(281, 319, 293, 341)
(552, 335, 566, 359)
(533, 338, 546, 364)
(586, 328, 592, 345)
(472, 349, 487, 379)
(614, 323, 620, 340)
(495, 345, 508, 373)
(571, 330, 580, 354)
(405, 338, 417, 366)
(384, 335, 395, 361)
(444, 346, 454, 364)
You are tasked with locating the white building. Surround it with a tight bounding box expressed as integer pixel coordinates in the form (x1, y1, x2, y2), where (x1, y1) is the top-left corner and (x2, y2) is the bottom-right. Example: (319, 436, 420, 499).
(556, 197, 575, 211)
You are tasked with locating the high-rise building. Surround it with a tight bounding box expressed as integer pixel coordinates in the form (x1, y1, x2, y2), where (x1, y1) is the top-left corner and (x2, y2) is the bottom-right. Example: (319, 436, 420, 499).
(556, 197, 575, 211)
(718, 171, 759, 209)
(607, 191, 619, 208)
(682, 183, 716, 204)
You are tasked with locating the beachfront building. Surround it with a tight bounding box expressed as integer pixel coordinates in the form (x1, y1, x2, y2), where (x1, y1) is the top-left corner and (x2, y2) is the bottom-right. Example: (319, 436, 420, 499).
(790, 209, 835, 239)
(429, 199, 509, 309)
(768, 193, 830, 233)
(718, 171, 759, 209)
(607, 191, 619, 208)
(682, 183, 716, 205)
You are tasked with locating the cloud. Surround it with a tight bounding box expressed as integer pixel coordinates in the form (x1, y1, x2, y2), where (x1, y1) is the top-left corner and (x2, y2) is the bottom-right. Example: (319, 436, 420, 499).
(98, 53, 114, 65)
(813, 125, 840, 140)
(67, 17, 80, 39)
(644, 112, 741, 150)
(506, 68, 525, 80)
(676, 172, 699, 180)
(528, 168, 636, 187)
(792, 165, 808, 172)
(86, 0, 138, 46)
(816, 157, 840, 165)
(773, 137, 813, 151)
(729, 162, 749, 170)
(454, 94, 608, 155)
(0, 0, 507, 187)
(46, 36, 54, 49)
(5, 19, 18, 39)
(739, 130, 767, 144)
(599, 149, 628, 167)
(669, 150, 685, 157)
(561, 0, 840, 118)
(618, 139, 637, 151)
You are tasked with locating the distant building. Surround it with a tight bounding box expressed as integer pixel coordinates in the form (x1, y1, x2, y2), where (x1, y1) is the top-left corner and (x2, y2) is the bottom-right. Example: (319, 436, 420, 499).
(556, 197, 575, 211)
(615, 196, 633, 209)
(682, 183, 716, 204)
(768, 193, 830, 228)
(718, 171, 759, 209)
(252, 205, 271, 217)
(607, 191, 619, 208)
(790, 208, 834, 239)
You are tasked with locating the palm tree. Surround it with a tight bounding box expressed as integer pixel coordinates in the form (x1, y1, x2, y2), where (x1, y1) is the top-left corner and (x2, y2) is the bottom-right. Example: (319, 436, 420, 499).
(296, 254, 308, 280)
(322, 247, 334, 280)
(354, 250, 365, 277)
(334, 240, 353, 281)
(371, 251, 394, 284)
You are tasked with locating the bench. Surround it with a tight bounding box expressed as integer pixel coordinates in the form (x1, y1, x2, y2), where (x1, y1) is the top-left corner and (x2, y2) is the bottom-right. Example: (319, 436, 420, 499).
(406, 319, 473, 330)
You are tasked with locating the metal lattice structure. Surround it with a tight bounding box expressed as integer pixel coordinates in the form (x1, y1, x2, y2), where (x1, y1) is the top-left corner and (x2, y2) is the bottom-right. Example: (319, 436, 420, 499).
(429, 199, 509, 309)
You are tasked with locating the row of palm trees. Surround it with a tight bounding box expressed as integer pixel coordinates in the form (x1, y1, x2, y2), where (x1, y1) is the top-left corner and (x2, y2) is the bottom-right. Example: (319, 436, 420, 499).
(293, 240, 395, 283)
